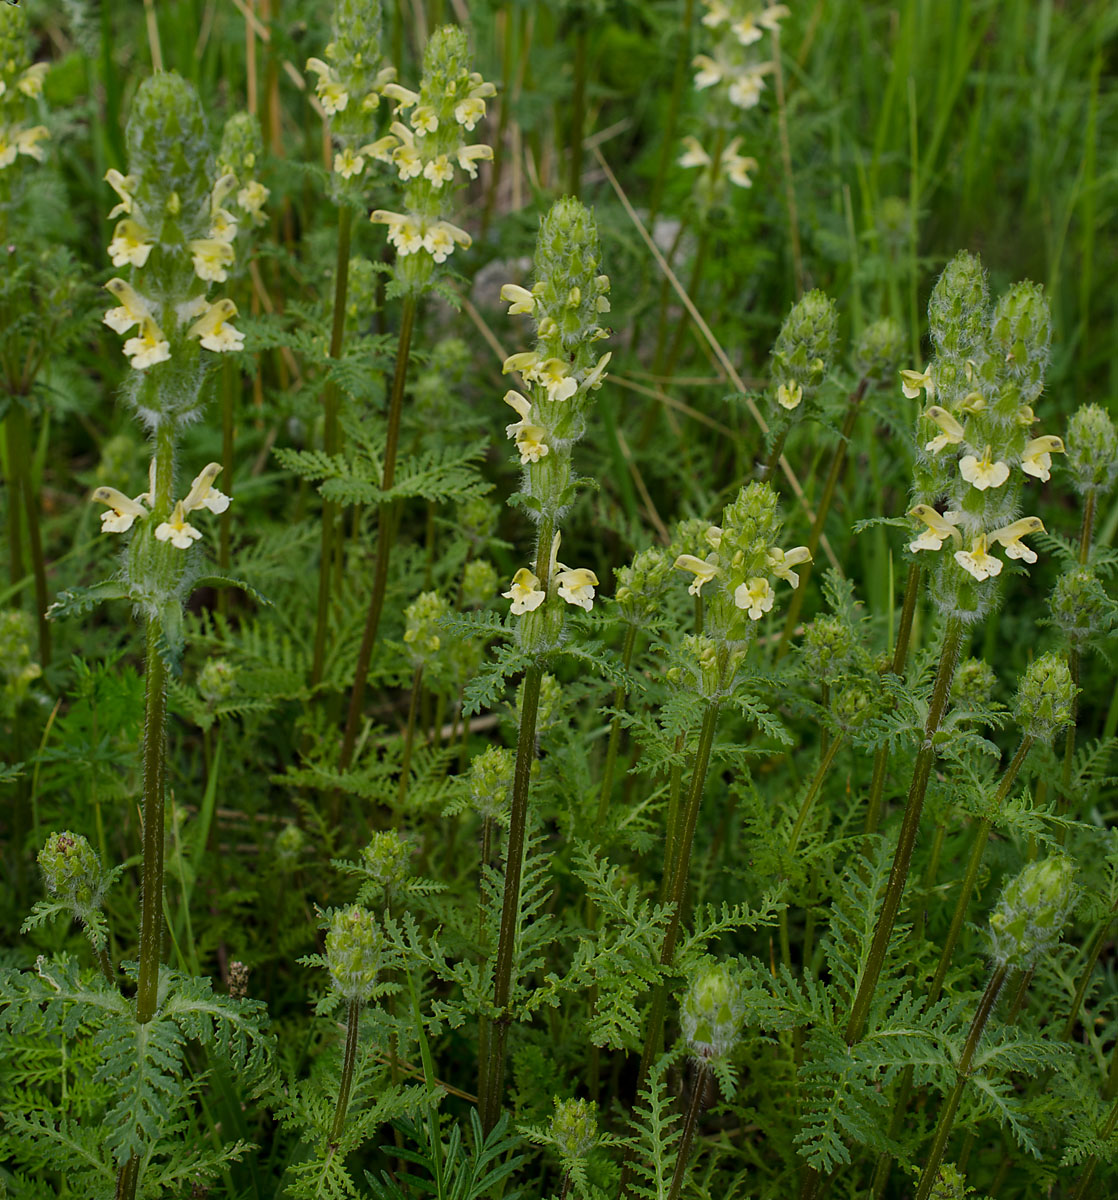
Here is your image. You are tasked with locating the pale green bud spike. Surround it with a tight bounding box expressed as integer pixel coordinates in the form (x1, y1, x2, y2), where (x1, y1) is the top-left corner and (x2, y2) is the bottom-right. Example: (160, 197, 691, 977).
(421, 23, 469, 89)
(39, 831, 105, 918)
(615, 546, 672, 620)
(332, 0, 384, 77)
(274, 823, 307, 865)
(770, 289, 839, 390)
(461, 559, 498, 609)
(325, 905, 383, 1002)
(928, 249, 989, 362)
(680, 962, 745, 1060)
(0, 4, 30, 83)
(360, 831, 412, 890)
(1049, 568, 1114, 646)
(852, 316, 904, 384)
(1013, 652, 1077, 744)
(1065, 403, 1118, 497)
(532, 197, 607, 355)
(198, 657, 236, 705)
(800, 616, 853, 682)
(218, 111, 265, 179)
(989, 280, 1050, 403)
(832, 683, 876, 732)
(403, 590, 449, 661)
(467, 745, 514, 819)
(950, 657, 997, 710)
(549, 1096, 598, 1161)
(988, 856, 1076, 971)
(719, 481, 782, 571)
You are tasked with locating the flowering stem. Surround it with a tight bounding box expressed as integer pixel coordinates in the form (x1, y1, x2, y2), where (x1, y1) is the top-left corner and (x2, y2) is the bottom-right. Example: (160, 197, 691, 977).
(136, 616, 168, 1025)
(844, 616, 964, 1046)
(398, 664, 423, 808)
(775, 379, 868, 660)
(864, 562, 922, 836)
(340, 295, 418, 773)
(761, 428, 789, 485)
(620, 699, 720, 1200)
(914, 962, 1009, 1200)
(330, 997, 362, 1144)
(666, 1061, 708, 1200)
(596, 622, 638, 825)
(480, 659, 544, 1134)
(311, 203, 354, 689)
(1078, 490, 1096, 565)
(218, 358, 235, 605)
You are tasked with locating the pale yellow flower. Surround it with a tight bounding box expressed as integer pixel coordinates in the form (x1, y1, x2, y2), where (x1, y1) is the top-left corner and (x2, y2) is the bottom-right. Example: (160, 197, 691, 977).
(734, 577, 775, 619)
(989, 516, 1044, 564)
(731, 14, 763, 45)
(455, 143, 493, 179)
(500, 283, 535, 316)
(959, 445, 1010, 491)
(900, 366, 935, 400)
(908, 504, 961, 553)
(182, 462, 231, 514)
(423, 154, 454, 188)
(122, 317, 171, 370)
(777, 380, 802, 410)
(90, 486, 148, 534)
(1021, 435, 1064, 482)
(102, 277, 152, 335)
(382, 81, 419, 110)
(766, 545, 812, 588)
(188, 299, 244, 353)
(411, 105, 439, 134)
(922, 405, 965, 454)
(728, 67, 769, 109)
(306, 57, 349, 114)
(236, 180, 270, 225)
(692, 54, 723, 89)
(503, 567, 545, 615)
(104, 168, 137, 219)
(581, 351, 612, 393)
(556, 565, 598, 611)
(188, 237, 235, 283)
(334, 147, 366, 179)
(954, 535, 1002, 582)
(503, 390, 549, 464)
(533, 358, 578, 403)
(18, 62, 48, 99)
(679, 136, 711, 170)
(701, 0, 731, 27)
(370, 209, 424, 255)
(422, 220, 471, 263)
(674, 554, 719, 596)
(722, 139, 758, 188)
(155, 501, 203, 550)
(360, 133, 399, 163)
(108, 219, 154, 268)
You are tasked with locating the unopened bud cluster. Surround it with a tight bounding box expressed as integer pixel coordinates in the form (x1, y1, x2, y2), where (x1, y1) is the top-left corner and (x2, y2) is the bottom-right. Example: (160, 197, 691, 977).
(368, 25, 494, 290)
(852, 316, 904, 385)
(549, 1096, 598, 1162)
(1064, 403, 1118, 498)
(499, 200, 609, 651)
(905, 253, 1061, 623)
(324, 905, 383, 1002)
(988, 856, 1075, 971)
(680, 961, 746, 1060)
(673, 482, 809, 689)
(1049, 568, 1114, 646)
(1013, 652, 1076, 744)
(359, 831, 412, 893)
(38, 831, 106, 922)
(217, 111, 270, 235)
(949, 656, 997, 711)
(692, 2, 788, 112)
(0, 608, 40, 711)
(799, 616, 854, 683)
(198, 657, 237, 705)
(769, 289, 839, 415)
(403, 590, 448, 662)
(614, 546, 673, 623)
(0, 4, 49, 180)
(465, 744, 514, 820)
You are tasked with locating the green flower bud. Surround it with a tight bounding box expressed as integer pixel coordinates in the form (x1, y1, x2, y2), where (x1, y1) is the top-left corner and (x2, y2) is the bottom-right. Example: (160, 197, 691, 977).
(927, 1163, 971, 1200)
(325, 905, 383, 1002)
(832, 682, 876, 732)
(989, 280, 1050, 403)
(532, 197, 608, 355)
(670, 516, 716, 564)
(528, 672, 564, 735)
(988, 856, 1076, 970)
(329, 0, 385, 108)
(274, 823, 307, 866)
(0, 609, 40, 706)
(467, 744, 514, 820)
(1065, 403, 1118, 497)
(680, 962, 745, 1060)
(950, 657, 997, 710)
(677, 633, 722, 697)
(0, 5, 30, 79)
(549, 1096, 598, 1162)
(1049, 568, 1114, 646)
(875, 196, 909, 253)
(218, 111, 265, 180)
(800, 616, 853, 682)
(39, 831, 105, 917)
(461, 559, 498, 609)
(198, 657, 237, 705)
(403, 590, 448, 661)
(360, 831, 412, 891)
(460, 496, 498, 546)
(928, 249, 989, 364)
(614, 546, 672, 621)
(770, 289, 839, 394)
(345, 257, 379, 335)
(852, 316, 904, 385)
(1013, 652, 1076, 743)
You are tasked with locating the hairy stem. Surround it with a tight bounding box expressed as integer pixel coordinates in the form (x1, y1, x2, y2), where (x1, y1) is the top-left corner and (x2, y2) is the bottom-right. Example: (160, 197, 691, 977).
(136, 615, 168, 1025)
(311, 204, 353, 688)
(339, 295, 418, 772)
(666, 1061, 708, 1200)
(397, 664, 423, 808)
(330, 997, 363, 1143)
(596, 622, 638, 825)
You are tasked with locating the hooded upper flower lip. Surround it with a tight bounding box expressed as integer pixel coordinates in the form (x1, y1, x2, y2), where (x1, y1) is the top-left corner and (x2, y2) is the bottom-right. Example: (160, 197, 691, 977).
(908, 504, 962, 553)
(503, 567, 545, 614)
(674, 553, 719, 595)
(91, 486, 148, 533)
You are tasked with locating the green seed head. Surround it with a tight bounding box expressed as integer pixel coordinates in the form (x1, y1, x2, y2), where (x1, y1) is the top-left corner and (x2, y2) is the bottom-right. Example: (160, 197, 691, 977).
(680, 961, 745, 1060)
(1065, 403, 1118, 497)
(988, 855, 1076, 970)
(770, 289, 839, 391)
(39, 831, 104, 917)
(325, 905, 383, 1002)
(1049, 568, 1114, 646)
(549, 1096, 598, 1161)
(928, 249, 989, 363)
(1013, 652, 1076, 744)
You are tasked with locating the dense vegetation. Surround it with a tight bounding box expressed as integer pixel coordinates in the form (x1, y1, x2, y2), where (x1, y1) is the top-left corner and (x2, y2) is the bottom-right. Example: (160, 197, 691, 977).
(2, 1, 1118, 1197)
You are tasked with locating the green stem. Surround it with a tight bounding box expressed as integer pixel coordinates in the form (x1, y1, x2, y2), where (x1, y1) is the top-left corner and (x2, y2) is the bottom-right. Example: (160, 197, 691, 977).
(761, 427, 789, 485)
(397, 664, 423, 808)
(771, 25, 804, 296)
(864, 561, 922, 835)
(1069, 1090, 1118, 1200)
(845, 617, 964, 1045)
(330, 997, 362, 1143)
(1078, 490, 1096, 565)
(596, 623, 638, 825)
(775, 380, 867, 661)
(620, 699, 720, 1200)
(136, 617, 168, 1024)
(311, 204, 354, 688)
(786, 734, 845, 858)
(115, 1155, 140, 1200)
(914, 963, 1010, 1200)
(1055, 647, 1080, 842)
(568, 25, 587, 197)
(5, 407, 25, 593)
(1063, 904, 1116, 1041)
(218, 358, 235, 609)
(646, 0, 694, 225)
(339, 295, 418, 773)
(666, 1062, 708, 1200)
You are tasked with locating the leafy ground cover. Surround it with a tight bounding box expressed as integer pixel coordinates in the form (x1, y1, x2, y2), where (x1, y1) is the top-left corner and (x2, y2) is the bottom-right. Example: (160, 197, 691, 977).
(2, 1, 1118, 1197)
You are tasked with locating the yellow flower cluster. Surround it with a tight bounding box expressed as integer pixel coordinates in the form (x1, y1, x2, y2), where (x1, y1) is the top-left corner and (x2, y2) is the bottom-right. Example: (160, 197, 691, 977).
(91, 462, 230, 548)
(0, 9, 49, 175)
(692, 1, 788, 110)
(502, 533, 599, 616)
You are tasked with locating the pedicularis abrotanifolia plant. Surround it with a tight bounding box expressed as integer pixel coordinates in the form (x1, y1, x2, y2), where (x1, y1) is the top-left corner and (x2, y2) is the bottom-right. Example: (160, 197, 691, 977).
(4, 6, 1118, 1200)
